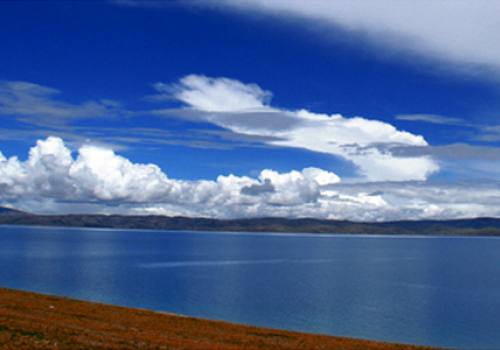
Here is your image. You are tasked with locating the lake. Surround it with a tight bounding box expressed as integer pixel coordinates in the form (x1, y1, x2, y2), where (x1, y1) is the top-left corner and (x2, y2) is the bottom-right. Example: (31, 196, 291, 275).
(1, 225, 499, 349)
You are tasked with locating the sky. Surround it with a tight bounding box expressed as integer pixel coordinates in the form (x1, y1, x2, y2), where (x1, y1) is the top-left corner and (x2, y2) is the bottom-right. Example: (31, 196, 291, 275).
(1, 0, 500, 220)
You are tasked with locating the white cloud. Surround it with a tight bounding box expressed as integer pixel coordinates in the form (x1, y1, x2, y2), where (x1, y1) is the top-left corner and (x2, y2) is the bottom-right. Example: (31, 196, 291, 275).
(162, 74, 272, 112)
(210, 0, 500, 76)
(1, 136, 499, 221)
(0, 137, 336, 217)
(328, 180, 500, 221)
(154, 75, 439, 181)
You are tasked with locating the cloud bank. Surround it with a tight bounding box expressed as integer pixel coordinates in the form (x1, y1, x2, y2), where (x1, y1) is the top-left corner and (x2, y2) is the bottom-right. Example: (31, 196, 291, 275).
(1, 77, 498, 220)
(1, 136, 500, 221)
(154, 75, 439, 182)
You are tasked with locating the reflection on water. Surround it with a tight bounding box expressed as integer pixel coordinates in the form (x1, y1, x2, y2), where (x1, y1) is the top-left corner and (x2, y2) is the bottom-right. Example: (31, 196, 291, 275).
(139, 258, 344, 268)
(1, 225, 500, 349)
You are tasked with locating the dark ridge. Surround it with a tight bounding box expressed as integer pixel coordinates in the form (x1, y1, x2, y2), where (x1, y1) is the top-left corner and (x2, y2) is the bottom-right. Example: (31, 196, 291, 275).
(1, 207, 500, 235)
(0, 206, 25, 215)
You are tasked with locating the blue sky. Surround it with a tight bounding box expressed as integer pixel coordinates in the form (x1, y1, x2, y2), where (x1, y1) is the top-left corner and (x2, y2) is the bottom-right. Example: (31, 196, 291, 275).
(1, 1, 500, 219)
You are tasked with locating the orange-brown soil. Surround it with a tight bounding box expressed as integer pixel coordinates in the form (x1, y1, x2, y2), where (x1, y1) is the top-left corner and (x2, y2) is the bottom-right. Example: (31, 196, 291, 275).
(0, 288, 441, 350)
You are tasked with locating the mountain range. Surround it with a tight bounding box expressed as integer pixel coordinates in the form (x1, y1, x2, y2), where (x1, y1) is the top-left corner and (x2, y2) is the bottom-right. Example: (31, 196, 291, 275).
(1, 207, 500, 235)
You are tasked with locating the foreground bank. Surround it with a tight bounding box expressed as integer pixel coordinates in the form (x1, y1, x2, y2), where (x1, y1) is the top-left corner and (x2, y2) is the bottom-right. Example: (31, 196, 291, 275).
(0, 288, 439, 350)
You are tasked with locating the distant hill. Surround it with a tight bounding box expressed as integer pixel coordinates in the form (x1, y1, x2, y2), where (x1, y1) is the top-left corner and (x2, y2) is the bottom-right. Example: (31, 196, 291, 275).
(0, 206, 25, 215)
(1, 207, 500, 235)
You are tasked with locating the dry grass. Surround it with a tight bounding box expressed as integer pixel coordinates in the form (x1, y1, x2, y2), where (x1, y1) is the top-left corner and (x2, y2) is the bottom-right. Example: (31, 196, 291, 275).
(0, 288, 441, 350)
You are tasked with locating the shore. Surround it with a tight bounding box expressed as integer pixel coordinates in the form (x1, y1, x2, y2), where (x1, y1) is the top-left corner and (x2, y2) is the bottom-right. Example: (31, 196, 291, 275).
(2, 209, 500, 236)
(0, 288, 440, 350)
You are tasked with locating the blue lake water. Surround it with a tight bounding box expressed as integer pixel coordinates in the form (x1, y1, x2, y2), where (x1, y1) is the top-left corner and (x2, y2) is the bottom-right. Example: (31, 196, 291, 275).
(1, 225, 500, 349)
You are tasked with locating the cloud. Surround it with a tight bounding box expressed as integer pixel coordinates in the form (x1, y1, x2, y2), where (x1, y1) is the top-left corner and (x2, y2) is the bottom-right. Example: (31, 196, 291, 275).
(207, 0, 500, 77)
(396, 114, 500, 145)
(0, 81, 122, 125)
(0, 136, 338, 217)
(326, 180, 500, 221)
(1, 136, 500, 221)
(0, 79, 268, 152)
(396, 114, 466, 125)
(163, 75, 272, 112)
(241, 179, 275, 196)
(387, 143, 500, 179)
(391, 143, 500, 162)
(475, 125, 500, 142)
(153, 75, 439, 182)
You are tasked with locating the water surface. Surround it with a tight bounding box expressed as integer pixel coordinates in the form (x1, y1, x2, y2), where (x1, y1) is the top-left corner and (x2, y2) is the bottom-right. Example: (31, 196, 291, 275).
(1, 225, 499, 349)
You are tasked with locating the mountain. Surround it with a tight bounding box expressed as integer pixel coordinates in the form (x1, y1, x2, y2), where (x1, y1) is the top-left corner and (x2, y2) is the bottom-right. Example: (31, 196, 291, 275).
(0, 207, 500, 235)
(0, 206, 25, 215)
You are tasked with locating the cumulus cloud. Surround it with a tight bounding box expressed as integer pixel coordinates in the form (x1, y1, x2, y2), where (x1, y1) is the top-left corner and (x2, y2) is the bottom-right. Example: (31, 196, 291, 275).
(0, 137, 337, 217)
(1, 136, 499, 221)
(153, 75, 439, 181)
(208, 0, 500, 77)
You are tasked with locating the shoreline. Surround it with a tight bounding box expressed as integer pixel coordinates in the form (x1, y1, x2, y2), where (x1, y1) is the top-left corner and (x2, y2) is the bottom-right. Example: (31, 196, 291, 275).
(2, 223, 500, 239)
(2, 208, 500, 236)
(0, 287, 441, 349)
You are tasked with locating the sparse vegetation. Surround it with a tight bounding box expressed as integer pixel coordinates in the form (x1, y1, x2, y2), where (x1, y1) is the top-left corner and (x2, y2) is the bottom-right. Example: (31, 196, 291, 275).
(0, 288, 441, 350)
